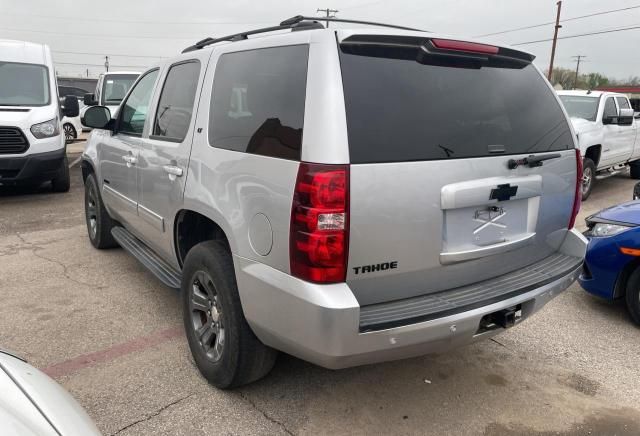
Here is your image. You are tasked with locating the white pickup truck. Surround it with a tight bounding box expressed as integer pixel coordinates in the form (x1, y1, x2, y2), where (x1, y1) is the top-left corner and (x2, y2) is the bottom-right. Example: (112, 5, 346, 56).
(558, 90, 639, 200)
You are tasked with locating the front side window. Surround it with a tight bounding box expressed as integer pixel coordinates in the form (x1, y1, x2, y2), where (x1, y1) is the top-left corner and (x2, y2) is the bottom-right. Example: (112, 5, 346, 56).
(0, 62, 50, 106)
(152, 61, 201, 142)
(118, 70, 159, 136)
(102, 74, 139, 105)
(603, 97, 617, 119)
(209, 45, 309, 160)
(558, 96, 599, 122)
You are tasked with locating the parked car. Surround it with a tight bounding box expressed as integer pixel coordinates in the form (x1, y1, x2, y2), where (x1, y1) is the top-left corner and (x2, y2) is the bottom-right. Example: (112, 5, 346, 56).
(579, 195, 640, 325)
(81, 71, 140, 121)
(62, 101, 83, 143)
(0, 39, 79, 191)
(81, 17, 586, 389)
(0, 348, 101, 435)
(557, 90, 639, 200)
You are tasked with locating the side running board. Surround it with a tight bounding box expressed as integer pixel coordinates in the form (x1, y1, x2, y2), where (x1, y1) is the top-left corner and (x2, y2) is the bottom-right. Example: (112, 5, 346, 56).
(111, 226, 182, 289)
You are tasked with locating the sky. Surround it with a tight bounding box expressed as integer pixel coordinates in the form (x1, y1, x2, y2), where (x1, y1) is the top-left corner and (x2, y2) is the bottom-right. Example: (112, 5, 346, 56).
(0, 0, 638, 80)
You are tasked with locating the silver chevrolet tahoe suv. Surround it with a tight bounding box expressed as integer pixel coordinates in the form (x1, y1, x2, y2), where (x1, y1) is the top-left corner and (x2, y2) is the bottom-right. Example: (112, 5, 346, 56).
(81, 16, 587, 388)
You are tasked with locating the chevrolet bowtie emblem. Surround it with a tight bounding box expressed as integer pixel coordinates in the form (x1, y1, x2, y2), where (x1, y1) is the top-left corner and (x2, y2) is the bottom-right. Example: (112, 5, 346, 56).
(490, 183, 518, 202)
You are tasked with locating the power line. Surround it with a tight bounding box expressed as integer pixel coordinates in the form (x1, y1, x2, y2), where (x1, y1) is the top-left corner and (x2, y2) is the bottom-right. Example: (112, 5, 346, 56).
(1, 12, 272, 26)
(513, 24, 640, 46)
(54, 61, 149, 69)
(0, 27, 200, 40)
(475, 4, 640, 37)
(53, 50, 165, 59)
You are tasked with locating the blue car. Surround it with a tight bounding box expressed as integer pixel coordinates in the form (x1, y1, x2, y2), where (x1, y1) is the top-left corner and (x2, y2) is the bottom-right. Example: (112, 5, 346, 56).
(579, 195, 640, 325)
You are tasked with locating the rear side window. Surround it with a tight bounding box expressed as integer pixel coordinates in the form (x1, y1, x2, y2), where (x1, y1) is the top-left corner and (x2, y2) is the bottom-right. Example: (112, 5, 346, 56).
(339, 44, 573, 163)
(209, 45, 309, 160)
(616, 97, 631, 109)
(152, 60, 201, 142)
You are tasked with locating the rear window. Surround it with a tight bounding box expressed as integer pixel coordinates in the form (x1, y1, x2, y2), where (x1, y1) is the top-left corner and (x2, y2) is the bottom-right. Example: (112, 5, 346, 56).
(339, 44, 573, 163)
(209, 45, 309, 161)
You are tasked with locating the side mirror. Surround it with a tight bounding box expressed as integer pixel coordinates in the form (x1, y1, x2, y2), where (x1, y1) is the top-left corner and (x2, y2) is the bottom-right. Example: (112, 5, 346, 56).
(633, 181, 640, 200)
(61, 96, 79, 118)
(82, 106, 112, 130)
(618, 108, 635, 126)
(83, 93, 97, 106)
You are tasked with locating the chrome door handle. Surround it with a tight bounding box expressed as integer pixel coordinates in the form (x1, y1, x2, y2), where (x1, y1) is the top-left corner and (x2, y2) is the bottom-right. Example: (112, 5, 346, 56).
(163, 165, 183, 181)
(122, 155, 137, 167)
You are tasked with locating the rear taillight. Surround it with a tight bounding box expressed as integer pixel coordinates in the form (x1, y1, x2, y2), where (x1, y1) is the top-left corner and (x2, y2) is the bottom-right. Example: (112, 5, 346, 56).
(569, 149, 583, 229)
(290, 163, 349, 283)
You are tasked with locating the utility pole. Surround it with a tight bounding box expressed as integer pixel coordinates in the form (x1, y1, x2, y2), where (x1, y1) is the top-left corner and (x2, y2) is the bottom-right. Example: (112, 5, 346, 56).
(317, 8, 338, 28)
(572, 55, 586, 89)
(104, 56, 109, 72)
(547, 1, 562, 81)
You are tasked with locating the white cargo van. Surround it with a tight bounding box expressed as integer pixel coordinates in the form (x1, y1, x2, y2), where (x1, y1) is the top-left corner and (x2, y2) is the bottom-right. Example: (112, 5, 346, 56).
(0, 39, 78, 191)
(82, 71, 140, 117)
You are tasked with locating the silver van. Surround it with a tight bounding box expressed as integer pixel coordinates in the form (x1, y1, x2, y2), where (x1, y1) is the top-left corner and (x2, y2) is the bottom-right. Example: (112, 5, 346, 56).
(81, 17, 587, 388)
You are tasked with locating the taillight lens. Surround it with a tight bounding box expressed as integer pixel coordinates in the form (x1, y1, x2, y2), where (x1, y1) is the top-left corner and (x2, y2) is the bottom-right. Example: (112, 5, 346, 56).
(569, 149, 583, 229)
(290, 163, 349, 283)
(431, 39, 499, 55)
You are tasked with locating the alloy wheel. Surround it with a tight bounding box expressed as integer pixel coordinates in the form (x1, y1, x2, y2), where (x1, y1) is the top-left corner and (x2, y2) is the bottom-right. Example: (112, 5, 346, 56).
(64, 124, 75, 141)
(582, 166, 593, 196)
(86, 187, 98, 238)
(189, 271, 225, 362)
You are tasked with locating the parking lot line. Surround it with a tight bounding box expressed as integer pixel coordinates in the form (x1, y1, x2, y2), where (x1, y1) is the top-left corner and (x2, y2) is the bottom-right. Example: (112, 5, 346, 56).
(42, 327, 184, 379)
(69, 156, 82, 168)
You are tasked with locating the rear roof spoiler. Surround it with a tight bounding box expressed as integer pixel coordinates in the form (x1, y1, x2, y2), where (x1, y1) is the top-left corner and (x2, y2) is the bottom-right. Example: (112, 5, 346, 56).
(340, 34, 535, 65)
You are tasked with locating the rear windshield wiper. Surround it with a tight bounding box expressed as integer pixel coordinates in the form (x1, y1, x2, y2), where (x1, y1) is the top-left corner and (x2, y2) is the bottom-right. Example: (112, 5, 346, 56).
(508, 153, 562, 169)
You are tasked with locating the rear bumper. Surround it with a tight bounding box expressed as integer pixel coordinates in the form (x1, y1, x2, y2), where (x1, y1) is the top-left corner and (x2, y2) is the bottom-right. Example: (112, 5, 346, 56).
(0, 148, 66, 185)
(235, 229, 586, 370)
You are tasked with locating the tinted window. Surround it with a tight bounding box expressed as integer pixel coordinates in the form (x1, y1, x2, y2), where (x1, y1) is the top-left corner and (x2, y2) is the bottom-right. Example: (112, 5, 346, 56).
(616, 97, 631, 109)
(153, 61, 200, 142)
(209, 45, 308, 160)
(119, 70, 158, 136)
(603, 97, 617, 118)
(339, 48, 573, 163)
(0, 62, 49, 106)
(102, 74, 139, 104)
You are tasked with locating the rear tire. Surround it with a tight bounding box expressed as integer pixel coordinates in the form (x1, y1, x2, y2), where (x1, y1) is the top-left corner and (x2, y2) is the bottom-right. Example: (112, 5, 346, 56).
(630, 160, 640, 180)
(51, 155, 71, 193)
(181, 241, 277, 389)
(84, 173, 118, 249)
(581, 158, 596, 201)
(626, 268, 640, 326)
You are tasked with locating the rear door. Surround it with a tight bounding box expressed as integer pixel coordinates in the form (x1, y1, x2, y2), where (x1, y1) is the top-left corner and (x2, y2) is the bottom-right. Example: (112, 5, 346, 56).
(136, 56, 207, 263)
(338, 34, 578, 306)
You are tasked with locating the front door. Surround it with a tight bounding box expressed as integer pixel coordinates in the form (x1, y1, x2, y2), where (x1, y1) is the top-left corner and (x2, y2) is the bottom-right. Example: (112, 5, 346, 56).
(600, 96, 623, 167)
(136, 58, 207, 264)
(99, 69, 159, 228)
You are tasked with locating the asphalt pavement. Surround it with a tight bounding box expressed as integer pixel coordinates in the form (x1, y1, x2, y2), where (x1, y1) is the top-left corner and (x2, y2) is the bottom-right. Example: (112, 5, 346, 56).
(1, 140, 640, 435)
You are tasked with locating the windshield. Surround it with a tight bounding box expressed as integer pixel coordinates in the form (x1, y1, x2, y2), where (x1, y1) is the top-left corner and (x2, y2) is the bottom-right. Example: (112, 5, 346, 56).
(0, 62, 50, 106)
(101, 74, 138, 104)
(558, 95, 600, 121)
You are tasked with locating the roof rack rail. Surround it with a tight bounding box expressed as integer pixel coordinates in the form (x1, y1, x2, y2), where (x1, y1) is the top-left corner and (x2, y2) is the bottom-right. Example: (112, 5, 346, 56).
(182, 15, 424, 53)
(281, 15, 423, 32)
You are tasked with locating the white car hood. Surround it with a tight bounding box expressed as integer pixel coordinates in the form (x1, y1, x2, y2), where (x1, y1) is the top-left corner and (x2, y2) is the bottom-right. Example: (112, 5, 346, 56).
(0, 105, 58, 131)
(0, 352, 101, 436)
(569, 117, 598, 135)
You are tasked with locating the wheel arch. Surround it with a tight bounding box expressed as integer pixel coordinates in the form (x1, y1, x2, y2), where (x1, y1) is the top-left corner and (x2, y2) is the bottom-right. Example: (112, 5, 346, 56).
(614, 258, 640, 299)
(584, 144, 602, 168)
(174, 209, 233, 268)
(80, 158, 95, 183)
